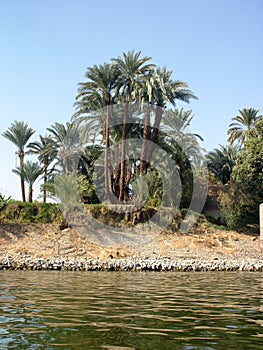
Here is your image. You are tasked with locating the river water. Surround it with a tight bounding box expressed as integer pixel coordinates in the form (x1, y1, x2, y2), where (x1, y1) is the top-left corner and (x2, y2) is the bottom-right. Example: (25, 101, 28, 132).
(0, 271, 262, 349)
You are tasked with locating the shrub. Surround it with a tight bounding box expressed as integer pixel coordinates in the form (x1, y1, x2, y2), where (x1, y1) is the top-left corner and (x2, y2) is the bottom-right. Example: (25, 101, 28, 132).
(218, 182, 257, 229)
(0, 201, 62, 224)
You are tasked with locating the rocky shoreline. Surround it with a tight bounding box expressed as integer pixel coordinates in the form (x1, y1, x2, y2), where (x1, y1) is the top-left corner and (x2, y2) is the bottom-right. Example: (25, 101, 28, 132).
(1, 255, 263, 272)
(1, 223, 263, 272)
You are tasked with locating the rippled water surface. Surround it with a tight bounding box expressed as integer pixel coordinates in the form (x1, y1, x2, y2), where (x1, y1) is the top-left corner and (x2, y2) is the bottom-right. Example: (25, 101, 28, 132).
(0, 271, 263, 349)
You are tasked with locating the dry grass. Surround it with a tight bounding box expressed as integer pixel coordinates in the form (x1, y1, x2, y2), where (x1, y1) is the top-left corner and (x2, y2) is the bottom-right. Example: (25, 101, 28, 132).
(0, 222, 262, 260)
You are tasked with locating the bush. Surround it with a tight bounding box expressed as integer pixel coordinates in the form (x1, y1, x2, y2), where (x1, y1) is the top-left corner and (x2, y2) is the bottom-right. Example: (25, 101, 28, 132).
(218, 182, 257, 229)
(0, 201, 62, 224)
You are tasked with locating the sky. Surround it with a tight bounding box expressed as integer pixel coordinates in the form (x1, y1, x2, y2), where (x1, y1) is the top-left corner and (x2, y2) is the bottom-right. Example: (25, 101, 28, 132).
(0, 0, 262, 200)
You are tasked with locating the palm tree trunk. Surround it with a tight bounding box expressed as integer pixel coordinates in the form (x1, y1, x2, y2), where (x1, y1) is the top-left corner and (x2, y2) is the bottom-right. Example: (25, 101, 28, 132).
(104, 104, 113, 201)
(19, 151, 26, 202)
(28, 186, 33, 203)
(43, 165, 47, 203)
(151, 106, 163, 143)
(147, 106, 164, 164)
(140, 107, 151, 175)
(119, 102, 129, 202)
(111, 143, 121, 200)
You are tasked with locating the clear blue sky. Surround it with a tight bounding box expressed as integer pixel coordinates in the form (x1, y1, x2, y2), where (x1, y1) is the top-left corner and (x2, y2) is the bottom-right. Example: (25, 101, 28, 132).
(1, 0, 262, 199)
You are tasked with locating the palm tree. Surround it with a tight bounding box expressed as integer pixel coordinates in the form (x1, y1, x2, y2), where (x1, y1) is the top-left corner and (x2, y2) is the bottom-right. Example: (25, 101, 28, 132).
(74, 63, 119, 199)
(74, 63, 119, 112)
(27, 135, 57, 202)
(143, 68, 197, 171)
(47, 121, 71, 145)
(12, 161, 42, 202)
(162, 108, 197, 133)
(227, 108, 262, 145)
(2, 121, 35, 201)
(150, 67, 197, 143)
(107, 115, 143, 198)
(112, 51, 155, 102)
(207, 144, 239, 184)
(161, 108, 204, 167)
(112, 51, 155, 201)
(47, 121, 82, 174)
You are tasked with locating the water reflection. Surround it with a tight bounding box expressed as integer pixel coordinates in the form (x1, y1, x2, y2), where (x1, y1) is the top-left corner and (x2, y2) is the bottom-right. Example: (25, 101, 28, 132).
(0, 271, 262, 349)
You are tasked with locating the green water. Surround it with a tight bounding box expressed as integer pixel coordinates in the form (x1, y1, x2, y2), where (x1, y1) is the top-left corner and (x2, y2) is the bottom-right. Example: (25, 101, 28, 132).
(0, 271, 262, 349)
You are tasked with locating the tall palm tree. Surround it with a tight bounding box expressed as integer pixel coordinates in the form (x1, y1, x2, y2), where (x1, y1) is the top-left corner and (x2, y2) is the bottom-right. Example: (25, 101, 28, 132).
(74, 63, 119, 113)
(227, 108, 262, 145)
(27, 135, 57, 202)
(143, 68, 197, 170)
(2, 121, 35, 201)
(112, 51, 155, 201)
(12, 161, 42, 202)
(150, 67, 197, 144)
(106, 115, 142, 198)
(112, 51, 155, 102)
(138, 79, 155, 175)
(74, 63, 119, 199)
(207, 144, 239, 185)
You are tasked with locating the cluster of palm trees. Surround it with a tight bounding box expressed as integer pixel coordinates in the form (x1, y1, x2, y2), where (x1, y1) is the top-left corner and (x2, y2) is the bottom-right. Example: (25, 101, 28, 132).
(2, 121, 60, 202)
(207, 108, 263, 185)
(3, 47, 262, 220)
(2, 121, 35, 202)
(207, 107, 263, 228)
(2, 51, 200, 205)
(73, 50, 198, 203)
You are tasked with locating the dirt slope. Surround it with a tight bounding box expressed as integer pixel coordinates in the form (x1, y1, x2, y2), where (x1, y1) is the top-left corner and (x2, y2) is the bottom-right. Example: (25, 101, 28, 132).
(0, 223, 262, 261)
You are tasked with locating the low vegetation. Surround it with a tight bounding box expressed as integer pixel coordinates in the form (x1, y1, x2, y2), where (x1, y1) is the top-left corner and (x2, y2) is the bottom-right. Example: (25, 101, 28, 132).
(0, 201, 63, 224)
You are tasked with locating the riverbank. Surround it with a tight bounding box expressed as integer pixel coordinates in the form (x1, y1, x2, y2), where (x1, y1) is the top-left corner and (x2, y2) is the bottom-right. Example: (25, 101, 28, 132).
(0, 222, 262, 271)
(1, 255, 263, 271)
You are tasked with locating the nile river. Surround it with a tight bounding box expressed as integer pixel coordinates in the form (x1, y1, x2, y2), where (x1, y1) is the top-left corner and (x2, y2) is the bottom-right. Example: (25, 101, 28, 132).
(0, 271, 262, 349)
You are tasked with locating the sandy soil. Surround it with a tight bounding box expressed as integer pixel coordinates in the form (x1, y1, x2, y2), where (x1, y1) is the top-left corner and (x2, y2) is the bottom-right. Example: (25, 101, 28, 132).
(0, 222, 262, 261)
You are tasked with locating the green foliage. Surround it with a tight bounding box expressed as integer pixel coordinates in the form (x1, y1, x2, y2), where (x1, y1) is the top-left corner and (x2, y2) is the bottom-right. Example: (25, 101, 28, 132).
(13, 161, 42, 186)
(74, 51, 198, 203)
(218, 182, 257, 229)
(206, 221, 228, 231)
(232, 119, 263, 202)
(12, 161, 43, 202)
(207, 112, 263, 229)
(227, 108, 262, 145)
(2, 121, 35, 150)
(0, 193, 12, 210)
(27, 134, 57, 166)
(0, 201, 62, 224)
(143, 169, 163, 208)
(2, 51, 202, 225)
(222, 117, 263, 227)
(27, 135, 58, 202)
(74, 62, 120, 112)
(2, 121, 35, 202)
(207, 144, 239, 184)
